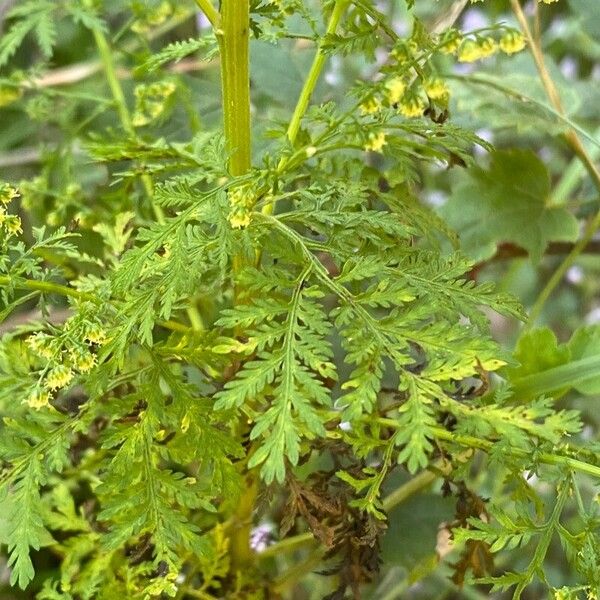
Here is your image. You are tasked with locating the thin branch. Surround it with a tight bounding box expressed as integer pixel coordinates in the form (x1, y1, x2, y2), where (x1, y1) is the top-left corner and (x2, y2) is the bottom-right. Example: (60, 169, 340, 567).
(489, 240, 600, 261)
(510, 0, 600, 191)
(0, 274, 192, 334)
(510, 0, 600, 327)
(194, 0, 220, 28)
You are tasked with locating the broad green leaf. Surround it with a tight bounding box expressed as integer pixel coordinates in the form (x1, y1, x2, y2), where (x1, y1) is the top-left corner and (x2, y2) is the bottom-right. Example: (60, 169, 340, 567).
(507, 327, 571, 381)
(443, 150, 579, 262)
(567, 326, 600, 395)
(508, 325, 600, 399)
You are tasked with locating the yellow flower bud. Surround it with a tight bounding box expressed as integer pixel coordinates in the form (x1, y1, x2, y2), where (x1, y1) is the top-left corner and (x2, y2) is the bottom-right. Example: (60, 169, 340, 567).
(26, 390, 51, 410)
(499, 31, 526, 55)
(85, 326, 107, 345)
(438, 31, 462, 55)
(399, 96, 426, 118)
(4, 215, 22, 236)
(458, 39, 482, 63)
(478, 37, 498, 59)
(45, 365, 74, 391)
(391, 40, 418, 65)
(26, 333, 55, 360)
(228, 208, 252, 229)
(0, 183, 19, 206)
(364, 131, 387, 153)
(385, 78, 406, 105)
(359, 97, 381, 116)
(227, 185, 255, 230)
(71, 349, 96, 373)
(424, 78, 449, 101)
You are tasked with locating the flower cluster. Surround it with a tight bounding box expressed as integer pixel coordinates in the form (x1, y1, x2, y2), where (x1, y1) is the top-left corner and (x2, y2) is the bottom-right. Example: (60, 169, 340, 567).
(24, 319, 106, 410)
(499, 30, 527, 55)
(133, 80, 177, 127)
(131, 0, 174, 34)
(228, 184, 255, 229)
(456, 29, 526, 63)
(356, 22, 526, 155)
(458, 37, 497, 62)
(364, 131, 387, 153)
(0, 183, 22, 239)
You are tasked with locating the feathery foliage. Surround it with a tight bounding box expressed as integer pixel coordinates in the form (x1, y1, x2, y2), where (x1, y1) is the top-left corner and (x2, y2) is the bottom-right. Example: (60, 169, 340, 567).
(1, 0, 599, 598)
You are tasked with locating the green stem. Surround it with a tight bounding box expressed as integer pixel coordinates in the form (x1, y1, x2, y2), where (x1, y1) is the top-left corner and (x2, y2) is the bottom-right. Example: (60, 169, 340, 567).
(272, 547, 326, 594)
(258, 532, 314, 559)
(218, 0, 251, 176)
(0, 275, 191, 333)
(284, 0, 348, 149)
(194, 0, 220, 28)
(509, 0, 600, 326)
(0, 275, 94, 302)
(527, 208, 600, 328)
(514, 482, 569, 598)
(550, 127, 600, 205)
(88, 16, 133, 135)
(217, 0, 254, 571)
(377, 418, 600, 479)
(381, 470, 436, 511)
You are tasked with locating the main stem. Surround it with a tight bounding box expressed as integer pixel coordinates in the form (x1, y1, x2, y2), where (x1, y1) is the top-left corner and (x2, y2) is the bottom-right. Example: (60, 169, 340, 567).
(219, 0, 251, 177)
(217, 0, 254, 570)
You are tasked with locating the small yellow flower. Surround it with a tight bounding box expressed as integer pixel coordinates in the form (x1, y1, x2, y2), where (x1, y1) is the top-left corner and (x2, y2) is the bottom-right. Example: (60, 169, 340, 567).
(457, 39, 482, 62)
(359, 96, 381, 116)
(227, 185, 255, 230)
(539, 0, 558, 3)
(71, 349, 96, 373)
(364, 131, 387, 153)
(45, 365, 74, 391)
(85, 326, 107, 345)
(228, 208, 252, 229)
(391, 40, 418, 65)
(424, 78, 449, 100)
(0, 183, 19, 206)
(26, 389, 51, 410)
(132, 80, 177, 127)
(46, 211, 61, 227)
(26, 333, 55, 360)
(305, 146, 317, 158)
(4, 215, 22, 236)
(478, 37, 498, 59)
(132, 0, 173, 33)
(438, 31, 462, 55)
(399, 96, 426, 118)
(385, 77, 406, 105)
(499, 30, 526, 55)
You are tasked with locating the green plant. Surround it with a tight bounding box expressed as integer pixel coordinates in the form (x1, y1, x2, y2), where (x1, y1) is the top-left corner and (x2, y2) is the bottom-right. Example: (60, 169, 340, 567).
(1, 0, 600, 598)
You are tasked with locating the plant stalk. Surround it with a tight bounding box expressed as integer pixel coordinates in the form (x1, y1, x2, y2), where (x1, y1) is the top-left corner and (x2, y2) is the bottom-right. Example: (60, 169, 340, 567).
(218, 0, 251, 177)
(284, 0, 349, 150)
(216, 0, 255, 570)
